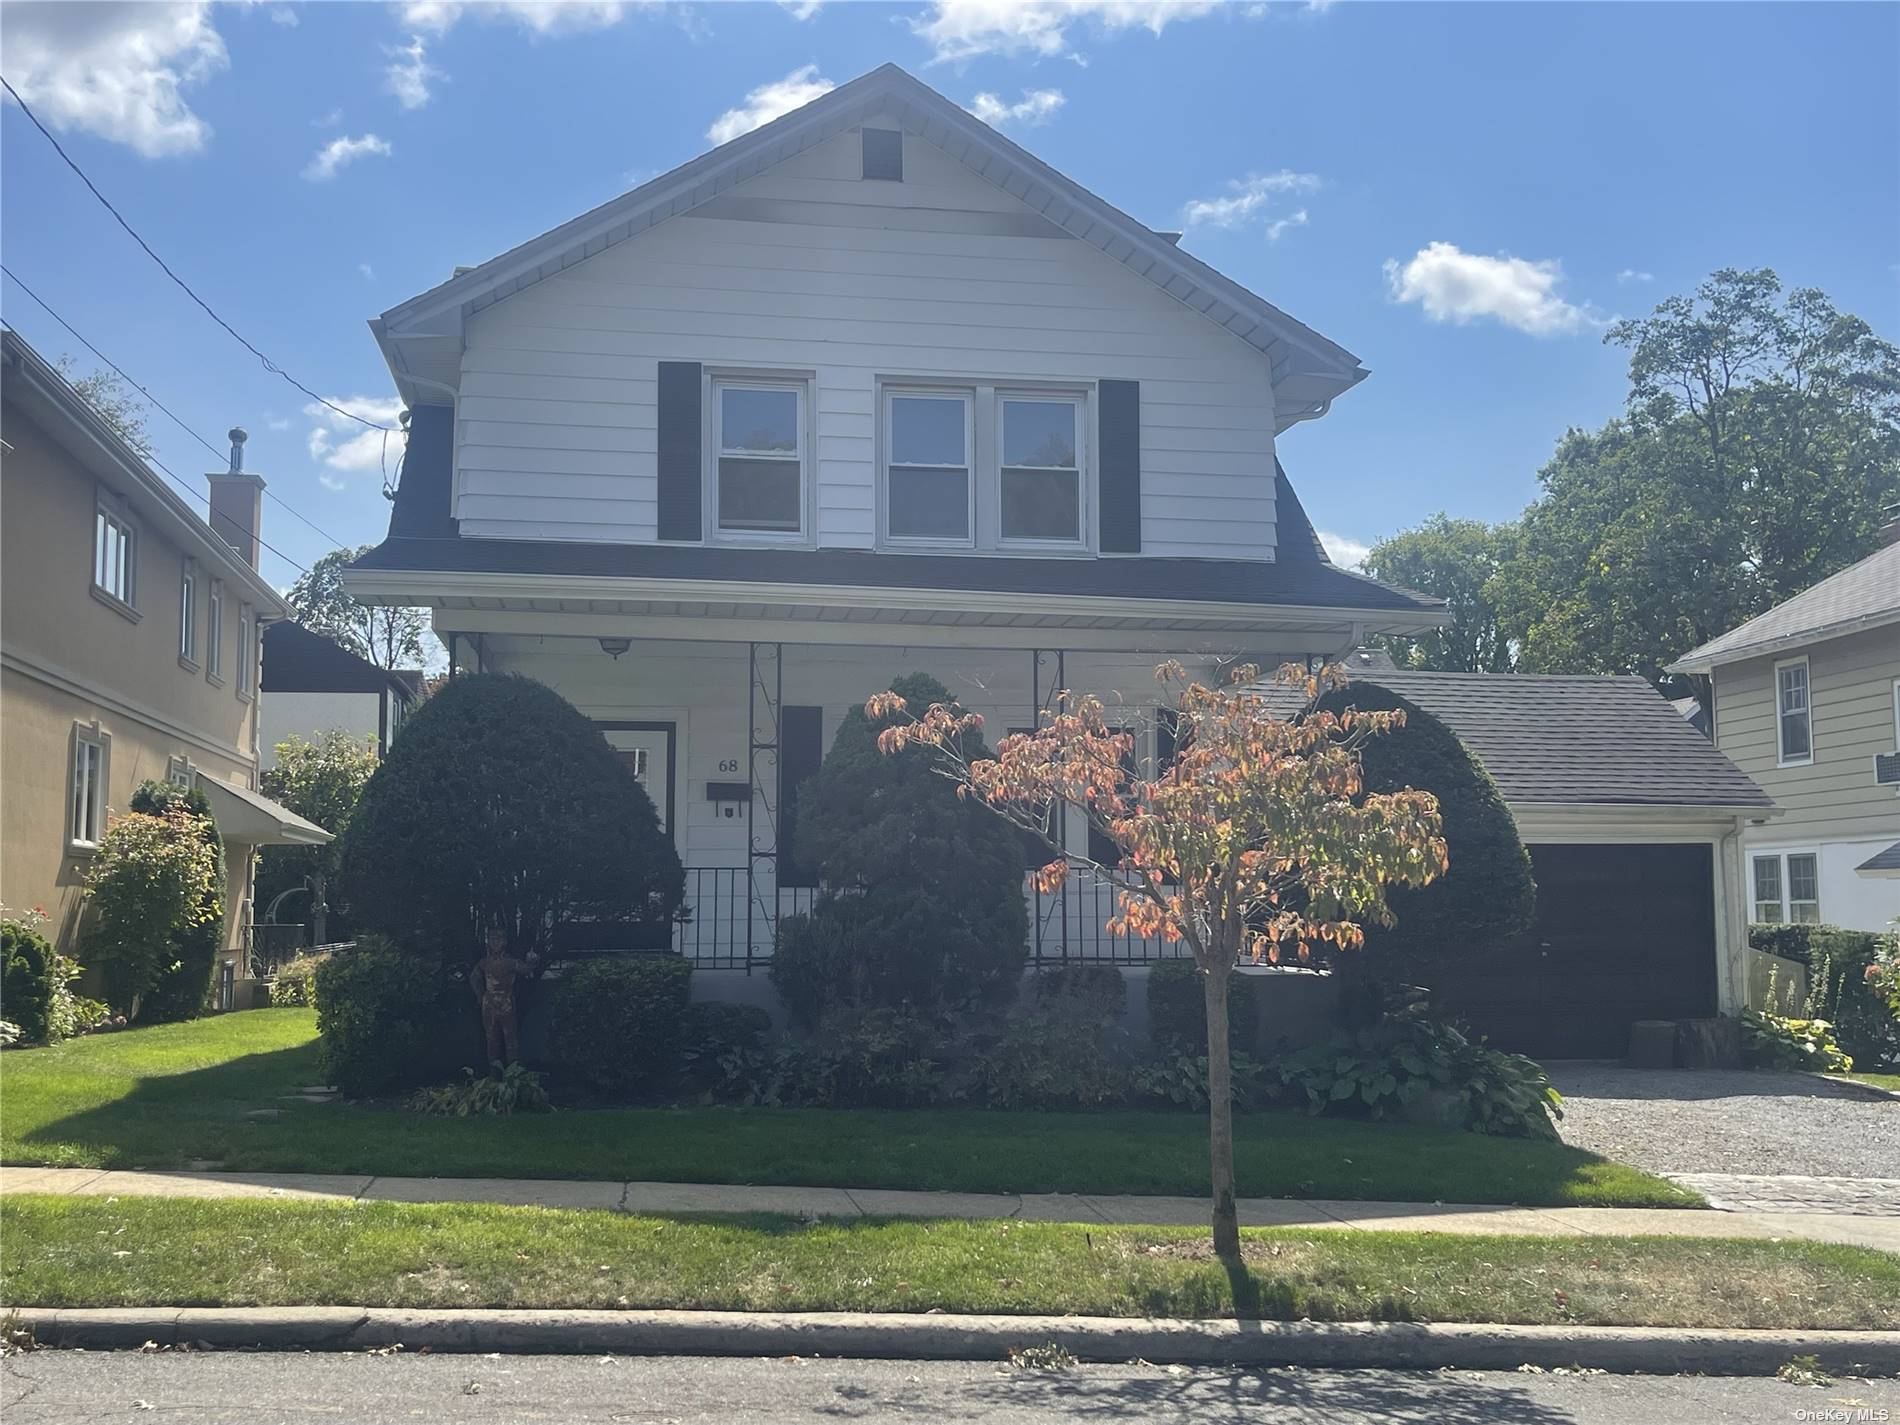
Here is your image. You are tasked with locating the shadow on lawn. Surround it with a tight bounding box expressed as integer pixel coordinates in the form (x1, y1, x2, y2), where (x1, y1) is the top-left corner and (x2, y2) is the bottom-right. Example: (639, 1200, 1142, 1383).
(18, 1043, 328, 1169)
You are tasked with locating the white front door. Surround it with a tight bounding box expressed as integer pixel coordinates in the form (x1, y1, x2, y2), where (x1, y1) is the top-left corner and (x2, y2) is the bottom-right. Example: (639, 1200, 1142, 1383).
(602, 724, 674, 836)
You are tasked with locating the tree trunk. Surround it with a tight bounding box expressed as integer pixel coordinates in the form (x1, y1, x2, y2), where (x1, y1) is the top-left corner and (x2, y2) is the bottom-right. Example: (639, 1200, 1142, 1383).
(1202, 959, 1241, 1262)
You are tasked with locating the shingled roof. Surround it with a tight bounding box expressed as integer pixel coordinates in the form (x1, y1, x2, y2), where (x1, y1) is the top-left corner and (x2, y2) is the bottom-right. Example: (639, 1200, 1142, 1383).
(1671, 540, 1900, 673)
(1260, 666, 1773, 812)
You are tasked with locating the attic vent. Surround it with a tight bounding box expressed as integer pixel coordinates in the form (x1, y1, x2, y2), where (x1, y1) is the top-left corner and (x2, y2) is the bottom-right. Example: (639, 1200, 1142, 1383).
(862, 127, 902, 182)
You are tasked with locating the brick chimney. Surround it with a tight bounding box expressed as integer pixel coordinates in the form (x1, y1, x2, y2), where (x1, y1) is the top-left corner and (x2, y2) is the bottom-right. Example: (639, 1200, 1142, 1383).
(207, 427, 265, 568)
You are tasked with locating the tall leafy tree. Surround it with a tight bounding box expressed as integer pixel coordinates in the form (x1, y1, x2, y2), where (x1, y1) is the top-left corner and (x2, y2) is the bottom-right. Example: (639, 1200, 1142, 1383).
(56, 357, 152, 455)
(287, 545, 431, 670)
(1363, 515, 1519, 672)
(1492, 269, 1900, 687)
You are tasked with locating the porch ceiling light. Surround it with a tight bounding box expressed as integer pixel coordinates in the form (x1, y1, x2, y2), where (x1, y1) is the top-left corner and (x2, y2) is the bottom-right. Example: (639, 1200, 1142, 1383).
(598, 637, 632, 660)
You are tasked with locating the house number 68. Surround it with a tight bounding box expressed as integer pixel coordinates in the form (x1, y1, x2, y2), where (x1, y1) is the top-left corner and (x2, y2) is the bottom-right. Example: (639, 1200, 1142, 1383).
(718, 758, 740, 773)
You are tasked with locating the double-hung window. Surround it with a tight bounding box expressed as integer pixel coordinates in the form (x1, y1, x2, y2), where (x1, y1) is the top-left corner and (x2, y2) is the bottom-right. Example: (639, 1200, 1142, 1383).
(178, 561, 199, 666)
(1752, 851, 1820, 924)
(713, 380, 804, 538)
(1776, 657, 1812, 765)
(70, 727, 106, 849)
(93, 499, 135, 611)
(881, 384, 1088, 551)
(999, 396, 1082, 544)
(206, 580, 225, 683)
(885, 392, 973, 543)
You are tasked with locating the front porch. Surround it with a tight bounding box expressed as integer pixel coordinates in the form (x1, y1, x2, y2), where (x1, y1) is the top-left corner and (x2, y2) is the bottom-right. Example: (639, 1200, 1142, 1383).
(441, 630, 1334, 969)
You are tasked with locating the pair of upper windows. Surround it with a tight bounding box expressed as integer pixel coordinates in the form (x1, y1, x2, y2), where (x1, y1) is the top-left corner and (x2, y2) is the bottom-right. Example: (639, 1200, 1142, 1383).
(708, 379, 1085, 549)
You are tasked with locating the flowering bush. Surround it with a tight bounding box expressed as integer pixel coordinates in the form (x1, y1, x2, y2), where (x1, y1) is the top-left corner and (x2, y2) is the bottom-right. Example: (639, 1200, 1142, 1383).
(83, 803, 220, 1016)
(1866, 923, 1900, 1022)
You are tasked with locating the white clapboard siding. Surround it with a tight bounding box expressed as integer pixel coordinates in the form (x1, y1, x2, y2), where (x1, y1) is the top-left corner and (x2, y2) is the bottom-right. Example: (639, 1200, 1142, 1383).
(456, 127, 1280, 557)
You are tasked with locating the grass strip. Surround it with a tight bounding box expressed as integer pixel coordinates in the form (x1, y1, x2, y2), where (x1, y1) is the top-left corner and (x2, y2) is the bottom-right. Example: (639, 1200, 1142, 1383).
(0, 1011, 1695, 1209)
(3, 1195, 1892, 1330)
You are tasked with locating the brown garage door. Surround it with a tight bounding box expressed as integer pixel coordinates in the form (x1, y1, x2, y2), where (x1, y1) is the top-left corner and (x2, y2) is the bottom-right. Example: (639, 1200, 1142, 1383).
(1427, 842, 1718, 1059)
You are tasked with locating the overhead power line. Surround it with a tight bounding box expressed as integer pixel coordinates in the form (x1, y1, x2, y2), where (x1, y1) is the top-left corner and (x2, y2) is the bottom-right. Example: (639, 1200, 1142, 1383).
(0, 73, 395, 444)
(1, 264, 349, 550)
(2, 318, 312, 579)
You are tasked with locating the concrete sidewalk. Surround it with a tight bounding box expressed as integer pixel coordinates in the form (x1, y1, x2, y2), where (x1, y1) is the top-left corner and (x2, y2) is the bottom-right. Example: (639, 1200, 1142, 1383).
(5, 1166, 1896, 1250)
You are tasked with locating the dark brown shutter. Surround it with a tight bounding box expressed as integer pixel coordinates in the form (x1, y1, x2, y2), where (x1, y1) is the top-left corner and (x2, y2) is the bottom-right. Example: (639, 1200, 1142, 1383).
(657, 361, 702, 541)
(1097, 378, 1140, 552)
(777, 705, 825, 888)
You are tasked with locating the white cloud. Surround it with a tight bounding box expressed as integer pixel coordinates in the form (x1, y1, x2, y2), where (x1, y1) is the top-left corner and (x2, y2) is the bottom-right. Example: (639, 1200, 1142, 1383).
(1181, 170, 1319, 230)
(385, 35, 441, 109)
(0, 1, 228, 158)
(266, 415, 292, 432)
(318, 472, 347, 491)
(398, 2, 635, 35)
(707, 65, 833, 145)
(913, 0, 1221, 62)
(1265, 208, 1308, 241)
(271, 7, 300, 26)
(1317, 531, 1370, 569)
(1383, 241, 1584, 337)
(778, 0, 823, 17)
(314, 106, 343, 127)
(306, 396, 406, 475)
(359, 262, 375, 278)
(1617, 268, 1654, 284)
(303, 133, 392, 181)
(967, 88, 1066, 128)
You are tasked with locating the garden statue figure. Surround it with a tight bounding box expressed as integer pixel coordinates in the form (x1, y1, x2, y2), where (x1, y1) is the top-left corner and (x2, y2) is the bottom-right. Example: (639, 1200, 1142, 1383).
(469, 928, 538, 1066)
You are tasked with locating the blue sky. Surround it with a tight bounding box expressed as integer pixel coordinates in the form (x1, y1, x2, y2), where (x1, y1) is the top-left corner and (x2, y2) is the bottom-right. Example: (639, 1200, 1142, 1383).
(3, 0, 1895, 586)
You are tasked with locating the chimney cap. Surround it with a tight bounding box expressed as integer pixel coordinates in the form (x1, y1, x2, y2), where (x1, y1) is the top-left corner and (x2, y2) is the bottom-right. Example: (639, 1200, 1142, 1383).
(227, 427, 248, 474)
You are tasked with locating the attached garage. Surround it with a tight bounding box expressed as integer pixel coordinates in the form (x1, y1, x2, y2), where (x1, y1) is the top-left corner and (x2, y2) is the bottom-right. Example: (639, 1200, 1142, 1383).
(1338, 661, 1776, 1060)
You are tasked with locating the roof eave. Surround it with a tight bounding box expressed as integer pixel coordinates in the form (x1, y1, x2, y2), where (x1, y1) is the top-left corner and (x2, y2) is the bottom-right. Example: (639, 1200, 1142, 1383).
(1669, 606, 1900, 674)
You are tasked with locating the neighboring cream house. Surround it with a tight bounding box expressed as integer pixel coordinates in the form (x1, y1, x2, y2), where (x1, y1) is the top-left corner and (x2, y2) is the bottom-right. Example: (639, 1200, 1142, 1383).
(1672, 531, 1900, 933)
(0, 329, 329, 984)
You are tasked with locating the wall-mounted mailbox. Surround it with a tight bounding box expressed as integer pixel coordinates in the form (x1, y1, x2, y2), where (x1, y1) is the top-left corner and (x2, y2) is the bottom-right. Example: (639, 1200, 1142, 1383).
(705, 781, 750, 803)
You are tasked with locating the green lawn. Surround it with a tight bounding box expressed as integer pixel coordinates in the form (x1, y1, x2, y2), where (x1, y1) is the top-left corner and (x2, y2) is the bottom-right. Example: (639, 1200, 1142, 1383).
(0, 1010, 1696, 1209)
(3, 1194, 1891, 1330)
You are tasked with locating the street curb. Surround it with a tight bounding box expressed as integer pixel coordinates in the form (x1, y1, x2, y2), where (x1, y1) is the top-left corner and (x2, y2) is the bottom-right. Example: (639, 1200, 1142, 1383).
(7, 1307, 1898, 1376)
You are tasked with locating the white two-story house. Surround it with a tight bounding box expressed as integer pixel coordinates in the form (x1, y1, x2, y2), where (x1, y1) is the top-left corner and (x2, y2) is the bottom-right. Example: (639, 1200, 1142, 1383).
(344, 65, 1445, 967)
(343, 66, 1781, 1056)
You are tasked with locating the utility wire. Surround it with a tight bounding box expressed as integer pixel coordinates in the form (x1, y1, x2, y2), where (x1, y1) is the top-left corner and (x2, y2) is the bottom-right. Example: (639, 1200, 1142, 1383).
(0, 73, 394, 441)
(1, 264, 350, 549)
(2, 321, 311, 580)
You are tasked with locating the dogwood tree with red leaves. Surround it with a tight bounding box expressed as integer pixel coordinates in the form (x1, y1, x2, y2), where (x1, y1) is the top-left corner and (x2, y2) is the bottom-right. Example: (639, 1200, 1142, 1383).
(869, 660, 1448, 1259)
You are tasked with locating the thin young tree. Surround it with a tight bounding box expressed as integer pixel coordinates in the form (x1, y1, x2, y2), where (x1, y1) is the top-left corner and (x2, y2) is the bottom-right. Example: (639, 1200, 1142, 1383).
(871, 661, 1447, 1260)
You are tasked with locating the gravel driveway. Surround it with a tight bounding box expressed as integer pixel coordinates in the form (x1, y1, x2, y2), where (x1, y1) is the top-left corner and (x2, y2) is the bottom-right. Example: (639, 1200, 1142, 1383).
(1548, 1063, 1900, 1179)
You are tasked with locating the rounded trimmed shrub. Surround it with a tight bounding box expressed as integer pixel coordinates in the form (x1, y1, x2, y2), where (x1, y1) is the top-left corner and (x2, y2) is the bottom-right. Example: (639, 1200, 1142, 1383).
(547, 954, 694, 1099)
(2, 919, 58, 1045)
(1312, 681, 1535, 977)
(314, 934, 480, 1097)
(340, 674, 684, 965)
(770, 673, 1027, 1026)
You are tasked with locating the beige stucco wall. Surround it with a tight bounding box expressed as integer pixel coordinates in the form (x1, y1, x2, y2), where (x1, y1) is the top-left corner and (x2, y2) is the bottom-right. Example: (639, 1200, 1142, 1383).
(1, 399, 263, 955)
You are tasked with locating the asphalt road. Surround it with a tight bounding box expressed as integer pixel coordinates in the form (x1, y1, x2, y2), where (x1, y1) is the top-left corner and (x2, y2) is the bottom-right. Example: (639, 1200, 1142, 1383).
(5, 1352, 1895, 1423)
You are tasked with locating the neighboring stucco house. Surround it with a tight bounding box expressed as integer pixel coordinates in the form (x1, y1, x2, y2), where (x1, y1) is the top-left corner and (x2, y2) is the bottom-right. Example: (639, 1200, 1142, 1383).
(1671, 531, 1900, 934)
(340, 64, 1768, 1052)
(0, 329, 329, 988)
(259, 620, 421, 769)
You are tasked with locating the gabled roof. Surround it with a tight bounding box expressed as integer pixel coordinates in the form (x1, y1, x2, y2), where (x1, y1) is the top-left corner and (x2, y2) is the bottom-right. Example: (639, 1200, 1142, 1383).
(371, 64, 1367, 420)
(1857, 841, 1900, 878)
(1256, 667, 1774, 812)
(1670, 540, 1900, 673)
